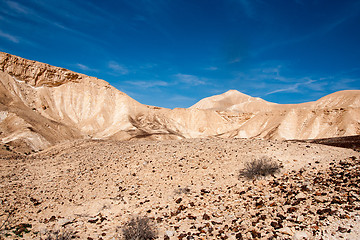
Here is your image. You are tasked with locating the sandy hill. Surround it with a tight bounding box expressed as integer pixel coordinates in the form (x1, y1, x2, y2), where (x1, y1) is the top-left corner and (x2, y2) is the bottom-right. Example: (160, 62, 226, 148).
(190, 89, 279, 113)
(191, 90, 360, 140)
(0, 51, 360, 153)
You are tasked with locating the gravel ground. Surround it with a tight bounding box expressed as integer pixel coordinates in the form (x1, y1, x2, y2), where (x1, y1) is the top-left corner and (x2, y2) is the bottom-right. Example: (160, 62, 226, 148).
(0, 138, 359, 239)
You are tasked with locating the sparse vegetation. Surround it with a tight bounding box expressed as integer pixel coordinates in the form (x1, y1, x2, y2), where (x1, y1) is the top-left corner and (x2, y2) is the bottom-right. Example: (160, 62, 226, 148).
(175, 186, 191, 195)
(0, 208, 16, 238)
(41, 229, 75, 240)
(239, 157, 281, 179)
(122, 216, 157, 240)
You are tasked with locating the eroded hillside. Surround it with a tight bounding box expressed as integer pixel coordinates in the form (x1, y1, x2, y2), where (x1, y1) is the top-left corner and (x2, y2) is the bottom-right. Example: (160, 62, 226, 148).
(0, 51, 359, 153)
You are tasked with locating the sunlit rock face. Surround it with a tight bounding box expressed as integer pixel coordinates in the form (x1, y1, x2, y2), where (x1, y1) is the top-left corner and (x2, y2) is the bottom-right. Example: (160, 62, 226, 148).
(1, 51, 359, 152)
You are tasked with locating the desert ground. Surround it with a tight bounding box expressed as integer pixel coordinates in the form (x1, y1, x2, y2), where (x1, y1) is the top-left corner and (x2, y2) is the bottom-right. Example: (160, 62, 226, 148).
(1, 138, 359, 239)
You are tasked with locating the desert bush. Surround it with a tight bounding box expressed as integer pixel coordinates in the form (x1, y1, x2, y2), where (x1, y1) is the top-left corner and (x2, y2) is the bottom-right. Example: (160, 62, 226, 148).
(41, 229, 75, 240)
(239, 157, 281, 179)
(122, 216, 157, 240)
(174, 186, 191, 195)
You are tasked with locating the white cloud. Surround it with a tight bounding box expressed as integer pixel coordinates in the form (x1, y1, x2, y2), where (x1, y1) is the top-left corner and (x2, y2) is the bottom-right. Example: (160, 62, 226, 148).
(108, 61, 129, 75)
(329, 78, 358, 91)
(6, 0, 29, 14)
(0, 30, 19, 43)
(75, 63, 96, 72)
(125, 80, 168, 88)
(175, 73, 206, 86)
(205, 66, 218, 71)
(265, 79, 315, 95)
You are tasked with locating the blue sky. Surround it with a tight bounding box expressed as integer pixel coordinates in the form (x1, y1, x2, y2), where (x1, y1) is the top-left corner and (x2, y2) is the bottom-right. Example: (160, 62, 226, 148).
(0, 0, 359, 108)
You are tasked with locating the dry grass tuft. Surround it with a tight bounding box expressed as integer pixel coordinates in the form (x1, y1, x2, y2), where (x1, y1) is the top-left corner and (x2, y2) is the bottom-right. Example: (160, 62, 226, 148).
(122, 216, 157, 240)
(41, 229, 75, 240)
(239, 157, 281, 179)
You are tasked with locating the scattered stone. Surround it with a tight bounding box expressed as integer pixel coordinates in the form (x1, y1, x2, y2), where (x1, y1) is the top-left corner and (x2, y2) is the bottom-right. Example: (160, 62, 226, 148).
(203, 213, 211, 220)
(292, 231, 309, 239)
(279, 227, 294, 236)
(165, 230, 175, 237)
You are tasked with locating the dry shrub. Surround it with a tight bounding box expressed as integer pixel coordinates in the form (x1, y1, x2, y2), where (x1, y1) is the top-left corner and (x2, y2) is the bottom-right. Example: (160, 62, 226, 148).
(175, 187, 191, 195)
(42, 229, 75, 240)
(239, 157, 281, 179)
(122, 216, 157, 240)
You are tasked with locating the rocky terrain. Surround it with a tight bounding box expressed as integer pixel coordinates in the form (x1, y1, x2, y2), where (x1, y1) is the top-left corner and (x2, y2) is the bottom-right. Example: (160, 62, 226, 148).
(300, 135, 360, 151)
(1, 52, 360, 153)
(1, 138, 360, 239)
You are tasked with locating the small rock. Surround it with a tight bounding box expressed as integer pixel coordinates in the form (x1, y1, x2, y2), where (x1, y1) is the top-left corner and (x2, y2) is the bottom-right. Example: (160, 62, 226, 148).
(57, 217, 74, 227)
(271, 221, 283, 229)
(292, 231, 309, 239)
(250, 230, 261, 238)
(203, 213, 210, 220)
(295, 192, 306, 199)
(337, 226, 349, 233)
(165, 231, 174, 237)
(235, 232, 243, 239)
(88, 216, 98, 223)
(30, 197, 41, 206)
(279, 227, 294, 236)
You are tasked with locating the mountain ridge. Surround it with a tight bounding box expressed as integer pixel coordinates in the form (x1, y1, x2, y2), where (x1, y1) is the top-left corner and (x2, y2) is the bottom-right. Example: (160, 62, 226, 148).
(0, 51, 359, 153)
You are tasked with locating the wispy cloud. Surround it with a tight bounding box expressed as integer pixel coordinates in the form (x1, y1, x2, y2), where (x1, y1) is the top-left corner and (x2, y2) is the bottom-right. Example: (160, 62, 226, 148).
(75, 63, 97, 72)
(125, 80, 168, 88)
(175, 73, 206, 86)
(139, 63, 158, 69)
(253, 15, 353, 57)
(205, 66, 218, 71)
(236, 64, 288, 84)
(5, 0, 29, 14)
(329, 78, 358, 91)
(234, 61, 360, 99)
(231, 62, 332, 97)
(0, 0, 106, 46)
(0, 30, 19, 43)
(265, 79, 315, 95)
(108, 61, 129, 75)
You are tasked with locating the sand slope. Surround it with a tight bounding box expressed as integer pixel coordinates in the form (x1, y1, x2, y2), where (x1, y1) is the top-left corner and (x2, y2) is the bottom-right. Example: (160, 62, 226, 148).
(1, 51, 360, 153)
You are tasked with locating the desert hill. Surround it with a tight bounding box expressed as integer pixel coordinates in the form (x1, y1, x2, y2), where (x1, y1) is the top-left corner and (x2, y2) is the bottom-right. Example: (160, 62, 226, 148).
(1, 51, 360, 153)
(190, 89, 279, 113)
(191, 89, 360, 140)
